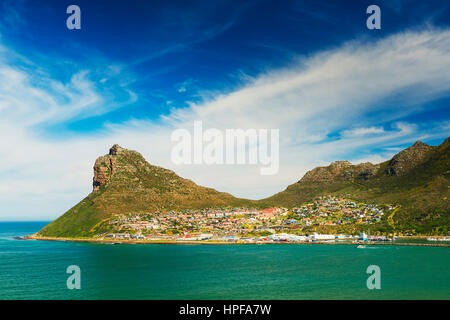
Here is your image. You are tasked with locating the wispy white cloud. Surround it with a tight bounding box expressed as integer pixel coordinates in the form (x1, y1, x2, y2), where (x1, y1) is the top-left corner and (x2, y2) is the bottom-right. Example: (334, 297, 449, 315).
(176, 78, 197, 93)
(1, 28, 450, 219)
(342, 126, 385, 137)
(108, 28, 450, 199)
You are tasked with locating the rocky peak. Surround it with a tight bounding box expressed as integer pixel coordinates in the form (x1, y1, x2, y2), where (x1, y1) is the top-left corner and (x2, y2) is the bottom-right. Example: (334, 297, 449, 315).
(412, 141, 430, 149)
(92, 145, 150, 192)
(300, 160, 380, 183)
(385, 140, 434, 176)
(329, 160, 352, 169)
(109, 144, 125, 155)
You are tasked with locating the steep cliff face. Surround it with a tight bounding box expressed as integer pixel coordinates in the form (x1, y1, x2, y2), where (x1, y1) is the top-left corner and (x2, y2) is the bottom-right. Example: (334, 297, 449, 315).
(93, 155, 116, 191)
(385, 141, 434, 176)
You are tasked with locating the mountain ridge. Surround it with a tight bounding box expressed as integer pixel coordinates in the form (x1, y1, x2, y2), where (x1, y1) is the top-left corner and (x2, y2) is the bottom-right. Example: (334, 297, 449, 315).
(261, 137, 449, 234)
(37, 137, 449, 237)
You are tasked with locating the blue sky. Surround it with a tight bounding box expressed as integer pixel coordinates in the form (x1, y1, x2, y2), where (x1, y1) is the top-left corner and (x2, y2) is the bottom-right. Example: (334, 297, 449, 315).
(0, 0, 449, 220)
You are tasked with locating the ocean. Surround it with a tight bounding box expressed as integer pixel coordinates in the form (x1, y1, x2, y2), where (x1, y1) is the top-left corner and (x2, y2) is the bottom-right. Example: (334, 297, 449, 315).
(0, 222, 449, 299)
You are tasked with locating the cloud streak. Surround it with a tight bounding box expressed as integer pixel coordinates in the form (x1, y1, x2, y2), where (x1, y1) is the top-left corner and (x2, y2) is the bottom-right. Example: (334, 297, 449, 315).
(1, 28, 450, 220)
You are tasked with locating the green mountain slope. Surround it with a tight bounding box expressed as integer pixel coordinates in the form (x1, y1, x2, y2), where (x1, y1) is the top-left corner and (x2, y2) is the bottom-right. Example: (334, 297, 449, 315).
(38, 145, 253, 237)
(38, 138, 449, 238)
(260, 138, 450, 234)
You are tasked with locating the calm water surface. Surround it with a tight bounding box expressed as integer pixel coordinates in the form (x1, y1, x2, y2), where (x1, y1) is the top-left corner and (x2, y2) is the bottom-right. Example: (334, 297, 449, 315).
(0, 222, 449, 299)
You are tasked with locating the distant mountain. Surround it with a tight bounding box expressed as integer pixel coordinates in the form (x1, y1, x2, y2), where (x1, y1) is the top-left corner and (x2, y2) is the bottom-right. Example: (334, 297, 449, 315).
(261, 138, 450, 234)
(38, 138, 449, 237)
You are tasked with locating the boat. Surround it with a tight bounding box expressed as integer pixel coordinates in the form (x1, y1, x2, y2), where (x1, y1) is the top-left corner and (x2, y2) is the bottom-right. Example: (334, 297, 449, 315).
(356, 245, 366, 248)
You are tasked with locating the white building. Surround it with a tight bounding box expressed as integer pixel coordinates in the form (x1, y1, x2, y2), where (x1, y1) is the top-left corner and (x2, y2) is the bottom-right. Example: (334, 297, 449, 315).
(269, 233, 308, 242)
(310, 233, 335, 240)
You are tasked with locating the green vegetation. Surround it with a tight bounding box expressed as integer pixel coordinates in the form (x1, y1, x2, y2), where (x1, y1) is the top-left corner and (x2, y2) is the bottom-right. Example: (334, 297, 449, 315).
(38, 146, 254, 238)
(38, 138, 449, 238)
(260, 138, 450, 235)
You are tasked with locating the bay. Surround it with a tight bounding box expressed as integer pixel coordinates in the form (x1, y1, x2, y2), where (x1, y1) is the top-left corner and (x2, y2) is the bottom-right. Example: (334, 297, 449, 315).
(0, 222, 449, 300)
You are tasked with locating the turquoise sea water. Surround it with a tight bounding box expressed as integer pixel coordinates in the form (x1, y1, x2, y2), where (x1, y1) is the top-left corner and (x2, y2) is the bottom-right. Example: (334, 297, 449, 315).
(0, 222, 449, 300)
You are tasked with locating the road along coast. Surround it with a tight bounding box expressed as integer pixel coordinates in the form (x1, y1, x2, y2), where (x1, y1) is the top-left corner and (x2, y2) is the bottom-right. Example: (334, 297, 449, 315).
(25, 234, 450, 247)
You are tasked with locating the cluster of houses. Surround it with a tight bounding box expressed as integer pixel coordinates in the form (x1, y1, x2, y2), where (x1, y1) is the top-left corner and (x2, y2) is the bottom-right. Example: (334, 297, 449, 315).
(105, 207, 287, 237)
(99, 195, 393, 242)
(292, 195, 391, 226)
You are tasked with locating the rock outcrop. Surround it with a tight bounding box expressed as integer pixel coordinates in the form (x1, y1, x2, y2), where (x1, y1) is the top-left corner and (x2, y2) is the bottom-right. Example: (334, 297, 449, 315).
(92, 144, 126, 191)
(385, 141, 434, 176)
(299, 140, 436, 183)
(93, 155, 116, 191)
(300, 160, 380, 183)
(92, 144, 147, 191)
(109, 144, 126, 156)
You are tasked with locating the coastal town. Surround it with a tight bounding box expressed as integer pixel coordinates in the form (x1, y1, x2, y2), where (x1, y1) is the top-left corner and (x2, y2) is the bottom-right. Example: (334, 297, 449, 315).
(92, 195, 400, 243)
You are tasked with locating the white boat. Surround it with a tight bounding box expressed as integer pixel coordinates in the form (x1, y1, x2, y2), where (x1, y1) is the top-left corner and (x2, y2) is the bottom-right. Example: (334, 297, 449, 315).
(356, 245, 366, 248)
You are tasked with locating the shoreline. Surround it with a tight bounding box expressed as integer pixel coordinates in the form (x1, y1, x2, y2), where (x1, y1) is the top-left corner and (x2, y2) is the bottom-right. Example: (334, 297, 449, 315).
(25, 234, 450, 247)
